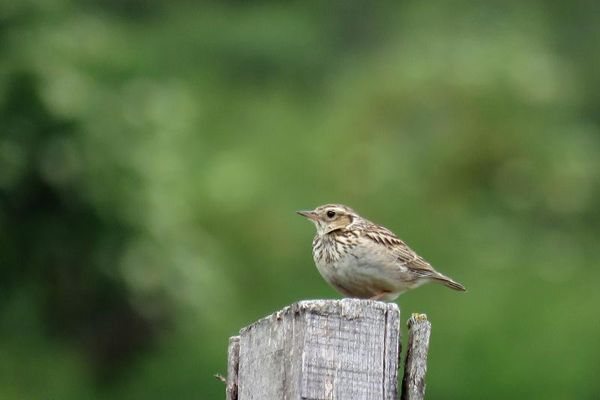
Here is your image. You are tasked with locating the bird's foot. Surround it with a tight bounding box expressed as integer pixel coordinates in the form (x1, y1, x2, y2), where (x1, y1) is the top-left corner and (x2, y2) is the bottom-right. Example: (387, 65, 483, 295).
(369, 292, 389, 301)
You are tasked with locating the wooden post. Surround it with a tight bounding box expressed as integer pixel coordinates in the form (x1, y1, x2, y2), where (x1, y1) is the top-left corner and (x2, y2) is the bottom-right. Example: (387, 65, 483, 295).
(226, 336, 240, 400)
(227, 299, 400, 400)
(401, 314, 432, 400)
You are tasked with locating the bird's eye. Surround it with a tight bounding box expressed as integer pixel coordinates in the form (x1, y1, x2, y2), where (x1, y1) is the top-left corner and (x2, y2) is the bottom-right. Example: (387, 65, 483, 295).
(326, 210, 336, 218)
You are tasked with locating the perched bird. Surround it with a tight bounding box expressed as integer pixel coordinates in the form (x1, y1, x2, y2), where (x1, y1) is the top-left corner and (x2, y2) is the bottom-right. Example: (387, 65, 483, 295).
(297, 204, 466, 301)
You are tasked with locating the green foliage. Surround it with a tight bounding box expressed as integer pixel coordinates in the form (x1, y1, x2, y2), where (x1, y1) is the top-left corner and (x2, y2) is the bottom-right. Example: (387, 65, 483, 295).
(1, 1, 599, 398)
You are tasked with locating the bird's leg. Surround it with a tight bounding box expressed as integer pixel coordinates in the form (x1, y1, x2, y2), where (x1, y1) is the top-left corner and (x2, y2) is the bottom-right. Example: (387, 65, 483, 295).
(369, 292, 388, 301)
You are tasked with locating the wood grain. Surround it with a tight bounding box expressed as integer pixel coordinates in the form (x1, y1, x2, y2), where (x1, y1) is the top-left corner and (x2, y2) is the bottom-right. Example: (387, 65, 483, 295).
(232, 299, 400, 400)
(401, 314, 431, 400)
(226, 336, 240, 400)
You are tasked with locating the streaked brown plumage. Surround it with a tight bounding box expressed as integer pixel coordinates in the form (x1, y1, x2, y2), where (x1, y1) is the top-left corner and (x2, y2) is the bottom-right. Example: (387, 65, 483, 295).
(297, 204, 466, 301)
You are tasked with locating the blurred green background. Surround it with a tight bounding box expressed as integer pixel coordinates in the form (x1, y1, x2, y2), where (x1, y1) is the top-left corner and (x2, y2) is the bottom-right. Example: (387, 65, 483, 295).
(1, 1, 599, 399)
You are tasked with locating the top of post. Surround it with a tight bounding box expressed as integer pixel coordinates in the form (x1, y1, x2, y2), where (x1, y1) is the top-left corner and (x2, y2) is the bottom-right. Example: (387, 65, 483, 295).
(240, 298, 399, 335)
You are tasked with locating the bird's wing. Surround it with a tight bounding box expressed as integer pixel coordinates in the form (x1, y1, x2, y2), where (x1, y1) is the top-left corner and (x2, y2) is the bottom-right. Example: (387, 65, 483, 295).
(363, 224, 437, 275)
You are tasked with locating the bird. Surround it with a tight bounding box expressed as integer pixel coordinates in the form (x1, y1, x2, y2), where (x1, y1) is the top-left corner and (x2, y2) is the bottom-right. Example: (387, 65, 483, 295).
(297, 204, 466, 301)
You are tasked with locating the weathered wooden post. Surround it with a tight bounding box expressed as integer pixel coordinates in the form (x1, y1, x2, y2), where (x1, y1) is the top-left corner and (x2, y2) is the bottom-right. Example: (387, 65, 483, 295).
(226, 336, 240, 400)
(225, 299, 431, 400)
(401, 314, 432, 400)
(227, 299, 399, 399)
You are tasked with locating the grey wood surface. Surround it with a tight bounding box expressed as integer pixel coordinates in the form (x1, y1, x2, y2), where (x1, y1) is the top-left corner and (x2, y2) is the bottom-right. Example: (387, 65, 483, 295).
(231, 299, 401, 400)
(226, 336, 240, 400)
(401, 314, 432, 400)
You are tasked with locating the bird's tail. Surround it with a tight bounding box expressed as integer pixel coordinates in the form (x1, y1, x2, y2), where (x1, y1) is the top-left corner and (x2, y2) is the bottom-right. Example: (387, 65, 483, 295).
(433, 273, 466, 292)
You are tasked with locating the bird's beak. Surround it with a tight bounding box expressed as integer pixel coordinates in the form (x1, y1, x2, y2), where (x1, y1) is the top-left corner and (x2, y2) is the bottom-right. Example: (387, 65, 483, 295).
(296, 210, 318, 221)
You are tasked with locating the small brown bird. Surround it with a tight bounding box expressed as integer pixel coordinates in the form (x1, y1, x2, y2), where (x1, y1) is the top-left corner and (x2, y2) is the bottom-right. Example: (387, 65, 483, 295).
(297, 204, 466, 301)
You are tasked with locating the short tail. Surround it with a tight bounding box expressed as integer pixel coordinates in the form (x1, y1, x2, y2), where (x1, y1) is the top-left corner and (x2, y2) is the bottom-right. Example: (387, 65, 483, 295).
(433, 273, 466, 292)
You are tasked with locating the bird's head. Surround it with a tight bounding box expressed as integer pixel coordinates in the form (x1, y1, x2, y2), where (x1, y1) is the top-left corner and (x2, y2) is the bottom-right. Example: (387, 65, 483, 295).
(296, 204, 358, 235)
